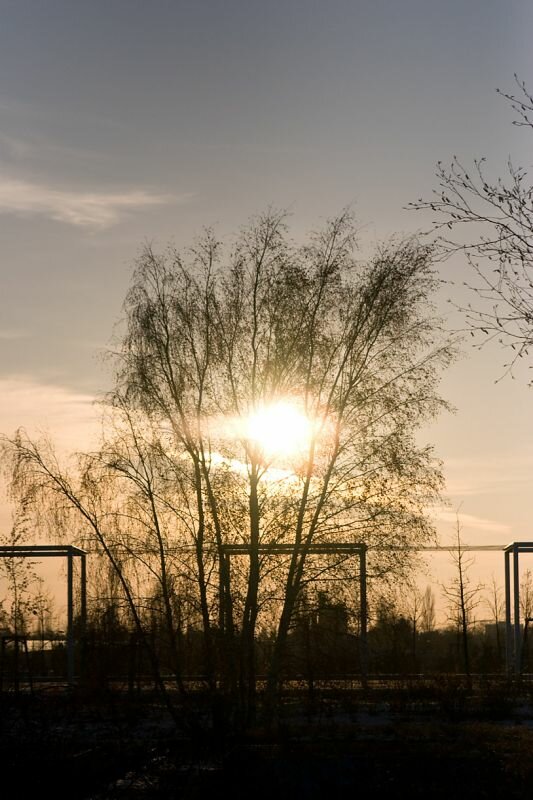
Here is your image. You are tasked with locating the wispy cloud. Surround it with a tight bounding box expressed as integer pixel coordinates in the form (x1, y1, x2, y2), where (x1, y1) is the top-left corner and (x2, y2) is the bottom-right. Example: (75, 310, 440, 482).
(433, 508, 511, 535)
(0, 376, 99, 452)
(0, 132, 35, 159)
(0, 175, 180, 228)
(443, 455, 533, 498)
(0, 131, 100, 163)
(0, 328, 28, 341)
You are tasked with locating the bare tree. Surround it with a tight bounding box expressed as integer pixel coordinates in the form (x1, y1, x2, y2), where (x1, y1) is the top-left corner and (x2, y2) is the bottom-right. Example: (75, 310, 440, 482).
(420, 585, 436, 634)
(518, 568, 533, 672)
(397, 582, 436, 669)
(399, 582, 421, 668)
(0, 515, 37, 640)
(485, 574, 505, 663)
(2, 432, 191, 726)
(0, 513, 40, 689)
(32, 578, 54, 646)
(410, 74, 533, 381)
(2, 209, 454, 728)
(442, 517, 484, 687)
(520, 568, 533, 620)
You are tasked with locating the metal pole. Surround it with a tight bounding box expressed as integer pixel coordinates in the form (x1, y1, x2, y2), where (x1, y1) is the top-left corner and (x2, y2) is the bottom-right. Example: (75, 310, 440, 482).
(67, 550, 74, 685)
(219, 553, 226, 634)
(505, 549, 512, 675)
(80, 552, 87, 631)
(79, 552, 87, 684)
(514, 545, 521, 675)
(359, 545, 368, 685)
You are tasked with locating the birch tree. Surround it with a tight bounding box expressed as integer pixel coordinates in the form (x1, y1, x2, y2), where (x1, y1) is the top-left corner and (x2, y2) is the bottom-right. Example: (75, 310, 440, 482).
(3, 209, 454, 727)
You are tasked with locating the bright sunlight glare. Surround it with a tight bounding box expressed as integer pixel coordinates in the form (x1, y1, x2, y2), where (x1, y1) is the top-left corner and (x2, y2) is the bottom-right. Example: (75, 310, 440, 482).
(245, 401, 313, 460)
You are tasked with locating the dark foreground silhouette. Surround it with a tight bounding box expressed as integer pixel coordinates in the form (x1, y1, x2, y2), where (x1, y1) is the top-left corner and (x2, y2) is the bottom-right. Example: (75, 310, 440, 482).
(3, 681, 533, 799)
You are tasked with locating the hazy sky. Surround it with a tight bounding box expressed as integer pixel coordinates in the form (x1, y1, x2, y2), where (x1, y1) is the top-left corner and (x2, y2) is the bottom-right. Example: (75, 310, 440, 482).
(1, 0, 533, 578)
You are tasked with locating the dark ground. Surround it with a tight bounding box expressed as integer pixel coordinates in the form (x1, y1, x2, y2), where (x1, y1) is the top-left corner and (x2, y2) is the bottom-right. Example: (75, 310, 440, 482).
(3, 683, 533, 799)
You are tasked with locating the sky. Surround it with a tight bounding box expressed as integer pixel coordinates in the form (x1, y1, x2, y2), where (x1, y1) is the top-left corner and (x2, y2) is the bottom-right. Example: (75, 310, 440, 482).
(1, 0, 533, 606)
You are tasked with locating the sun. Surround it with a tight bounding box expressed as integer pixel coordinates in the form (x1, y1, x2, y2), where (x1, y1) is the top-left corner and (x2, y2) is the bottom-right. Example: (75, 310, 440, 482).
(244, 401, 313, 460)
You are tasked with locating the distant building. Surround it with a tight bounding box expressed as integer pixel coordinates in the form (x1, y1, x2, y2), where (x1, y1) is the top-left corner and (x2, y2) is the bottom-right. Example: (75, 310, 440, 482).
(484, 621, 509, 640)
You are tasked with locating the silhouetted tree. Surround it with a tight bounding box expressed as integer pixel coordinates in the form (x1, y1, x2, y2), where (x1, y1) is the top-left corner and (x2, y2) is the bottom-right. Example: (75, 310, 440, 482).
(0, 513, 42, 689)
(519, 568, 533, 672)
(400, 582, 424, 669)
(3, 209, 454, 728)
(411, 74, 533, 381)
(369, 594, 412, 673)
(485, 574, 505, 666)
(420, 585, 436, 634)
(396, 582, 436, 669)
(0, 514, 37, 640)
(520, 568, 533, 620)
(442, 518, 484, 686)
